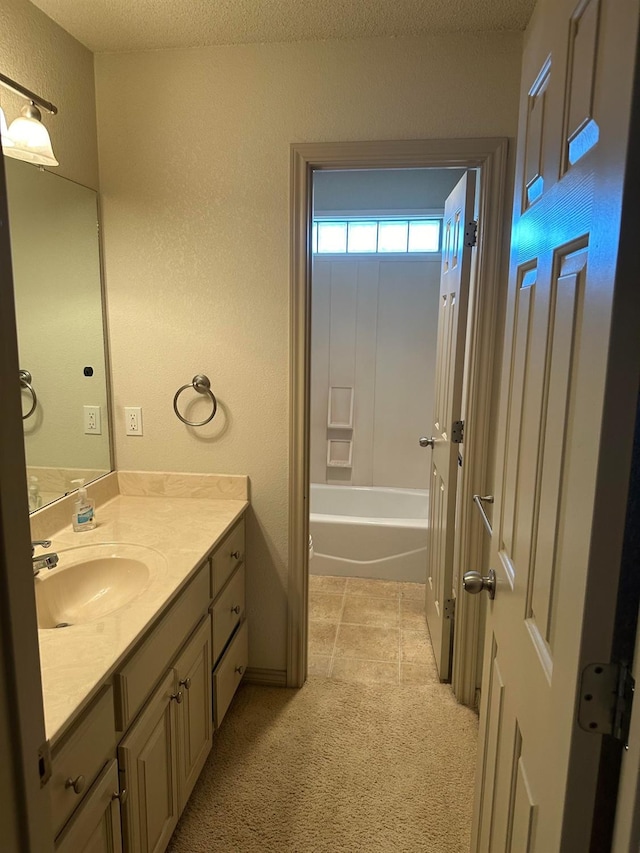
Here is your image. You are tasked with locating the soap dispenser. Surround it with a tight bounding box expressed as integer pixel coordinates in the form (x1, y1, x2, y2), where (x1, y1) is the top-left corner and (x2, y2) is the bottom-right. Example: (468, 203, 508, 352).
(71, 478, 96, 532)
(28, 476, 42, 511)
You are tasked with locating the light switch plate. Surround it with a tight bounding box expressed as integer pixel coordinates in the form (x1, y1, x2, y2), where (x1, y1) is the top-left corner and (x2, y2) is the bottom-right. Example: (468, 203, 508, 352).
(125, 407, 143, 436)
(83, 405, 102, 435)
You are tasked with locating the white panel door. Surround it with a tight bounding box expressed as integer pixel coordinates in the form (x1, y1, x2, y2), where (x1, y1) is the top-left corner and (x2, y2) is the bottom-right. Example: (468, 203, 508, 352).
(472, 0, 640, 849)
(424, 172, 475, 680)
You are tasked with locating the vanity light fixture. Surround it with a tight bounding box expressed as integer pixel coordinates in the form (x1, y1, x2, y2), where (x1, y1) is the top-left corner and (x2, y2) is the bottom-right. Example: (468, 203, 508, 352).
(0, 106, 15, 150)
(0, 71, 58, 167)
(7, 104, 59, 166)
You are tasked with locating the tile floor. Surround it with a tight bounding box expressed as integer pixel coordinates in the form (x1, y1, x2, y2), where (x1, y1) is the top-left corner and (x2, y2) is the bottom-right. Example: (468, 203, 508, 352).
(308, 575, 439, 686)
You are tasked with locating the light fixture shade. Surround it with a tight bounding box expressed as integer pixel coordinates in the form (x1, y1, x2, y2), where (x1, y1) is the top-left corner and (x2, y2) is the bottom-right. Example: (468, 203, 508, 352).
(0, 106, 14, 149)
(6, 104, 58, 167)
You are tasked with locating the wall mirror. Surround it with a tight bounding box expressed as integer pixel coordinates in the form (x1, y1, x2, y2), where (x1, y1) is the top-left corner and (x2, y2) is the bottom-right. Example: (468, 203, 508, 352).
(5, 158, 112, 510)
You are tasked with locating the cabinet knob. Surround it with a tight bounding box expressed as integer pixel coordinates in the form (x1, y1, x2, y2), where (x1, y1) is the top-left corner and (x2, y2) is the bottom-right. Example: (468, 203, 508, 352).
(231, 550, 241, 560)
(231, 605, 241, 615)
(170, 691, 184, 704)
(234, 665, 245, 675)
(179, 677, 191, 690)
(65, 775, 86, 795)
(112, 788, 128, 805)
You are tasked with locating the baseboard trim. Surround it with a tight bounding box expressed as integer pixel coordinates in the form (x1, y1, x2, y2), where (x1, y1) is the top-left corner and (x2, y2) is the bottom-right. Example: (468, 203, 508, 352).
(243, 667, 288, 687)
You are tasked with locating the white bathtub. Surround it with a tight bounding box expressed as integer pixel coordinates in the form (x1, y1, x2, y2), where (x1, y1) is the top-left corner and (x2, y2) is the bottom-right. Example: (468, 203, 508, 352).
(309, 484, 428, 583)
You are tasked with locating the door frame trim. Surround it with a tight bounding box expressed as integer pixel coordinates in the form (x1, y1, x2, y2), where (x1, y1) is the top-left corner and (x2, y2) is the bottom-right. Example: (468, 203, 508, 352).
(287, 138, 510, 694)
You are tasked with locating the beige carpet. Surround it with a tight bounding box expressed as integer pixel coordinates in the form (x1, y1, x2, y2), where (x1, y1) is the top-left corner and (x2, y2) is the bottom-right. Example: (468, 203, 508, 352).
(168, 677, 478, 852)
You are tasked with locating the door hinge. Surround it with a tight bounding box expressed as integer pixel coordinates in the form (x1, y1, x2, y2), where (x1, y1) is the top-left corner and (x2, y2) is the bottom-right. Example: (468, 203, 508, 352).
(578, 662, 635, 746)
(464, 220, 478, 247)
(38, 740, 52, 787)
(444, 598, 456, 619)
(452, 420, 464, 444)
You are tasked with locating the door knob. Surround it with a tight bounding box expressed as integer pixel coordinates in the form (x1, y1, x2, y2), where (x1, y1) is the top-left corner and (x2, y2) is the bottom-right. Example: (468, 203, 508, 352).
(419, 436, 435, 448)
(462, 569, 496, 599)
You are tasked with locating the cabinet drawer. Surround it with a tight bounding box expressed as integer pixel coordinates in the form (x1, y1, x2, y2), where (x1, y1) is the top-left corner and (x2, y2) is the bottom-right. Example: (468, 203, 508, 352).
(211, 518, 245, 596)
(55, 759, 122, 853)
(114, 562, 209, 731)
(212, 564, 245, 663)
(51, 686, 116, 838)
(213, 619, 248, 728)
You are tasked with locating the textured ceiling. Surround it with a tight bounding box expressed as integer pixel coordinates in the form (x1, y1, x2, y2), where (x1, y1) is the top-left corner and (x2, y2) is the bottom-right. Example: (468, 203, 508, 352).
(29, 0, 535, 53)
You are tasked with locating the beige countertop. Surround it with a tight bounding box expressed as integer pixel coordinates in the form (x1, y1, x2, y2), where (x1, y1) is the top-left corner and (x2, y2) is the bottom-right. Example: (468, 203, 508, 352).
(34, 475, 248, 744)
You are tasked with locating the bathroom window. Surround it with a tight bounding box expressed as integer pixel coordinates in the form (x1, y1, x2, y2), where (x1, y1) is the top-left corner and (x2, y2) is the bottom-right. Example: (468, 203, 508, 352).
(317, 221, 347, 253)
(312, 218, 441, 255)
(347, 221, 378, 253)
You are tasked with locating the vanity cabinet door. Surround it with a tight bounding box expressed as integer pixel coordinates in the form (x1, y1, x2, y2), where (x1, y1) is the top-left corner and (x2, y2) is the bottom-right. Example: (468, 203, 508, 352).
(174, 615, 213, 811)
(56, 760, 122, 853)
(118, 671, 179, 853)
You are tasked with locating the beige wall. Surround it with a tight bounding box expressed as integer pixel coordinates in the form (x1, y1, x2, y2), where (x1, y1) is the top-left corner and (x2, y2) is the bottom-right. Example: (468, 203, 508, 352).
(0, 0, 98, 189)
(95, 32, 523, 672)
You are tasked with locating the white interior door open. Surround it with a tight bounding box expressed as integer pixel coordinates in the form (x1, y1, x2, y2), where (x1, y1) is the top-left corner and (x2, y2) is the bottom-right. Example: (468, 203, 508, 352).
(471, 0, 640, 849)
(423, 172, 475, 681)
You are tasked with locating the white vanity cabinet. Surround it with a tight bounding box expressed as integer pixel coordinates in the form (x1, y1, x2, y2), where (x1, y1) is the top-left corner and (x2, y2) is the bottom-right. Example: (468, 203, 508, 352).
(49, 509, 247, 853)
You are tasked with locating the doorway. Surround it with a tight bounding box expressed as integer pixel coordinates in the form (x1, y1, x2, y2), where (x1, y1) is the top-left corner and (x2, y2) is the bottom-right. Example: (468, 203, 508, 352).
(287, 138, 510, 704)
(307, 167, 464, 686)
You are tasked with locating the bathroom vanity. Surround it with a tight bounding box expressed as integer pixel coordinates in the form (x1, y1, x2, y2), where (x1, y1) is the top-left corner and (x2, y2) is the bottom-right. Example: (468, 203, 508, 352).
(32, 471, 249, 853)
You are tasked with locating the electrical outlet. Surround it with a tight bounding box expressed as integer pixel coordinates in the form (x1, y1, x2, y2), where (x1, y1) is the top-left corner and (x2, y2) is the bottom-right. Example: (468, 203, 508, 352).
(125, 406, 143, 436)
(83, 405, 102, 435)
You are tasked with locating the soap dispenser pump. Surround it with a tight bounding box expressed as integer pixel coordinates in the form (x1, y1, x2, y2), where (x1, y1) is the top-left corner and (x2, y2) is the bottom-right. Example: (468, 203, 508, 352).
(71, 478, 96, 532)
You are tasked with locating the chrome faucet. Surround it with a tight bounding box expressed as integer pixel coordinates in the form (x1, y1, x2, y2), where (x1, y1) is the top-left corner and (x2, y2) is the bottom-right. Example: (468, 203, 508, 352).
(32, 540, 59, 575)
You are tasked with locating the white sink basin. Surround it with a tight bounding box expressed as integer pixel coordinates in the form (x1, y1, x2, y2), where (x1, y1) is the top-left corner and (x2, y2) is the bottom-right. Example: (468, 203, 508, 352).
(35, 543, 166, 629)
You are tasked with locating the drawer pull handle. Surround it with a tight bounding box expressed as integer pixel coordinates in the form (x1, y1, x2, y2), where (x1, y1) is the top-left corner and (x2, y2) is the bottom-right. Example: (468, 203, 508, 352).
(171, 691, 184, 704)
(234, 665, 245, 675)
(179, 677, 192, 690)
(231, 605, 241, 615)
(231, 550, 241, 560)
(65, 775, 86, 795)
(112, 788, 128, 805)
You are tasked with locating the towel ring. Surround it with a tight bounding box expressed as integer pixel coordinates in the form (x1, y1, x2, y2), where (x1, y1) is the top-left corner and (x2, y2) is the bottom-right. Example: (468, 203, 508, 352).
(173, 374, 218, 427)
(20, 369, 37, 420)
